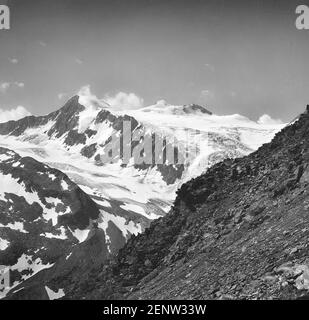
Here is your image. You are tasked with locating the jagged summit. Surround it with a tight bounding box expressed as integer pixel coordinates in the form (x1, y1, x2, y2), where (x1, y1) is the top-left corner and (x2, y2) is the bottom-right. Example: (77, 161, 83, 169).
(63, 106, 309, 300)
(0, 95, 82, 137)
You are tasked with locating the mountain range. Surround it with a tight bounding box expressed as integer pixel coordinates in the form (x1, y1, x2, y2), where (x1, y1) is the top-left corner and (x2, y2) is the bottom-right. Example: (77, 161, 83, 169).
(65, 106, 309, 300)
(0, 94, 284, 299)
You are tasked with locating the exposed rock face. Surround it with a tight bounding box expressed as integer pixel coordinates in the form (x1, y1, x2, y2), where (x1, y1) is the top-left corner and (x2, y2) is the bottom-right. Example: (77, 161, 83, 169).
(0, 147, 107, 299)
(183, 104, 212, 115)
(64, 107, 309, 300)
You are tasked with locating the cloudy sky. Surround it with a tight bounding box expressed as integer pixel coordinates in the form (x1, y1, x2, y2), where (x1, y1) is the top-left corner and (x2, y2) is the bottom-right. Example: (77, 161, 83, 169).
(0, 0, 309, 123)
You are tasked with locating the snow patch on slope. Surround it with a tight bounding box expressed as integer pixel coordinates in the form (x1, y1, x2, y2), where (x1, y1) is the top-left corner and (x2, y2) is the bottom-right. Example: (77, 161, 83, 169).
(0, 221, 28, 233)
(45, 286, 65, 300)
(69, 227, 91, 243)
(0, 238, 10, 250)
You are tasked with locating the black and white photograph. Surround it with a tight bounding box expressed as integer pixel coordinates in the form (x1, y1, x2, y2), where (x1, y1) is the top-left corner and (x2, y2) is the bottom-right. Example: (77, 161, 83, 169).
(1, 0, 309, 311)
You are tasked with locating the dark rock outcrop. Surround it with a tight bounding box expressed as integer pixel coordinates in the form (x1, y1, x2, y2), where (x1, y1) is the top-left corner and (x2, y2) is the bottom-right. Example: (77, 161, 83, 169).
(183, 104, 212, 115)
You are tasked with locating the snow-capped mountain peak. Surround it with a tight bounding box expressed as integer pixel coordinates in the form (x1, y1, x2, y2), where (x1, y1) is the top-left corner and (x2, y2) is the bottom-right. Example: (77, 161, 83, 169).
(136, 101, 212, 116)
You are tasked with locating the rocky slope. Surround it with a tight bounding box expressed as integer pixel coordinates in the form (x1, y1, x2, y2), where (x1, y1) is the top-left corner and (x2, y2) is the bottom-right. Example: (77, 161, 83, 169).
(64, 106, 309, 300)
(0, 147, 108, 299)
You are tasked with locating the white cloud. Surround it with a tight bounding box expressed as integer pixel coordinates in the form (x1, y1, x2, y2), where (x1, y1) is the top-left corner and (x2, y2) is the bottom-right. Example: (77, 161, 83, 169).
(77, 85, 144, 111)
(9, 58, 18, 64)
(0, 82, 24, 93)
(201, 89, 212, 96)
(0, 106, 31, 123)
(104, 92, 144, 110)
(154, 99, 168, 108)
(77, 85, 108, 109)
(15, 82, 24, 88)
(75, 58, 83, 65)
(257, 114, 283, 125)
(0, 82, 10, 93)
(200, 89, 214, 101)
(39, 41, 47, 47)
(78, 85, 92, 97)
